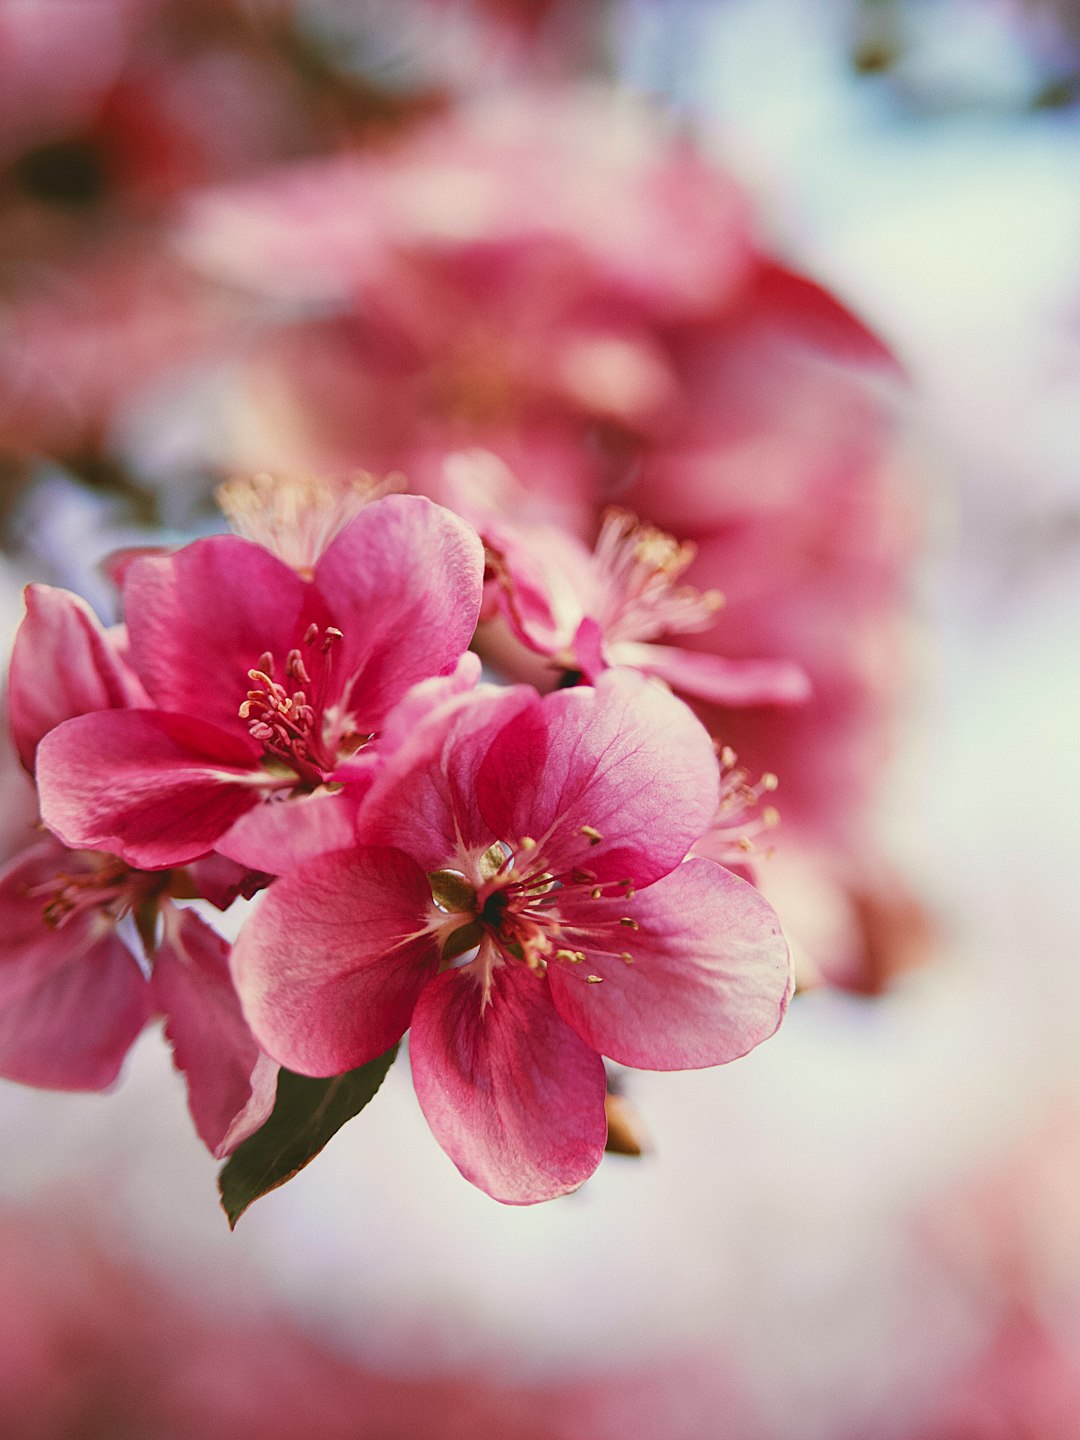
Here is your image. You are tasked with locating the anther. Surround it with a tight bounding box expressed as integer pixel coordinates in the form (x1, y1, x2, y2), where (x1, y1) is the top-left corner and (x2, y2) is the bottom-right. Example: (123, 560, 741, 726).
(762, 773, 779, 792)
(321, 626, 343, 653)
(519, 836, 537, 852)
(619, 916, 639, 929)
(586, 975, 604, 984)
(285, 649, 311, 685)
(580, 825, 603, 845)
(620, 952, 634, 964)
(590, 887, 603, 900)
(303, 622, 319, 647)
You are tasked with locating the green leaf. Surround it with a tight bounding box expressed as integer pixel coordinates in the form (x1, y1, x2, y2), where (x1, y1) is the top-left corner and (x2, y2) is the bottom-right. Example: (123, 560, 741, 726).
(218, 1046, 398, 1228)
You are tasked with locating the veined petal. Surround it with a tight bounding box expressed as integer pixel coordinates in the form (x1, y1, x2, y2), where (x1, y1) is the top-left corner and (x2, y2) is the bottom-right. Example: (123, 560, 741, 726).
(123, 536, 319, 734)
(409, 958, 607, 1205)
(313, 495, 485, 730)
(9, 584, 148, 771)
(216, 785, 364, 875)
(548, 858, 792, 1070)
(478, 670, 719, 886)
(36, 710, 269, 869)
(151, 905, 277, 1159)
(0, 843, 150, 1089)
(230, 847, 439, 1076)
(613, 642, 812, 707)
(358, 683, 533, 872)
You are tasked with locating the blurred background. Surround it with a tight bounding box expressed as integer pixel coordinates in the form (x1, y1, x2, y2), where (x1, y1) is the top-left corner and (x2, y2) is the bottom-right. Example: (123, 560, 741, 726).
(1, 1, 1080, 1435)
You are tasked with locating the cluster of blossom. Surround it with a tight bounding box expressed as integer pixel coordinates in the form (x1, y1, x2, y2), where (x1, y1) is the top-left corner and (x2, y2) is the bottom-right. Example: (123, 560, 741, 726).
(1, 476, 795, 1208)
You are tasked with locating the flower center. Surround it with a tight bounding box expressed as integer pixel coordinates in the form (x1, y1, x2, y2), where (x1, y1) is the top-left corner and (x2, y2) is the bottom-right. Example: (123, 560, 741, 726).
(239, 623, 369, 783)
(29, 854, 162, 930)
(430, 833, 642, 996)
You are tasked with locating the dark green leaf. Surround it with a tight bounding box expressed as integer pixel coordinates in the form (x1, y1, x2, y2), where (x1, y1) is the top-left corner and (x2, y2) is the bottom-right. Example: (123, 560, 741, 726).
(218, 1046, 397, 1228)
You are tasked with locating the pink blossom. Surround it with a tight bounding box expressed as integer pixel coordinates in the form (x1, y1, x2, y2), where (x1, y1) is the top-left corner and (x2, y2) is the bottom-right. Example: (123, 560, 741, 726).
(447, 450, 810, 705)
(231, 671, 791, 1203)
(0, 828, 272, 1156)
(34, 494, 484, 872)
(3, 577, 275, 1148)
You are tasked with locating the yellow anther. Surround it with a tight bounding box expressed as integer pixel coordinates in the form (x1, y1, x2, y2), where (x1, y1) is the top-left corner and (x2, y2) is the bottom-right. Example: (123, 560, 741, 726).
(619, 916, 639, 930)
(580, 825, 603, 845)
(586, 975, 604, 984)
(761, 772, 779, 791)
(620, 952, 634, 964)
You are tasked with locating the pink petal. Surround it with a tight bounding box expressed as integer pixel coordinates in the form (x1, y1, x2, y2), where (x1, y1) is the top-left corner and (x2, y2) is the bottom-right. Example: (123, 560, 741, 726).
(151, 905, 277, 1158)
(186, 853, 270, 910)
(615, 641, 812, 706)
(216, 785, 364, 875)
(548, 858, 792, 1070)
(123, 536, 320, 735)
(750, 260, 902, 372)
(312, 495, 484, 729)
(374, 652, 483, 763)
(358, 683, 533, 872)
(409, 956, 607, 1204)
(478, 670, 719, 887)
(230, 847, 439, 1076)
(36, 709, 269, 869)
(9, 584, 148, 771)
(0, 842, 150, 1089)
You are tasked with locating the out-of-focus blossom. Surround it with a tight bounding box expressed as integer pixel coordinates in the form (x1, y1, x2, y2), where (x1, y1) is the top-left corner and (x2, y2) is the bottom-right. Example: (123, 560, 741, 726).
(232, 669, 791, 1202)
(447, 449, 811, 705)
(35, 495, 484, 871)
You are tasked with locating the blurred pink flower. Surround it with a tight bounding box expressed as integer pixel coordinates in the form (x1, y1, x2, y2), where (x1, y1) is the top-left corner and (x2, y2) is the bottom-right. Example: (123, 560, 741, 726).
(231, 670, 791, 1202)
(447, 449, 810, 705)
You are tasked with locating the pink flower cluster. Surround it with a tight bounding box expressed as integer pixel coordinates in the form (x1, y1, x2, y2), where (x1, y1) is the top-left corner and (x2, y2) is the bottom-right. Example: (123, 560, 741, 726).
(3, 482, 792, 1204)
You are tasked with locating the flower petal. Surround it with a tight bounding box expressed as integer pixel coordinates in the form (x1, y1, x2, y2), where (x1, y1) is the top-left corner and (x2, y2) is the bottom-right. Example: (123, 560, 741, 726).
(230, 847, 439, 1076)
(358, 683, 533, 872)
(216, 785, 364, 875)
(548, 858, 792, 1069)
(36, 709, 268, 869)
(409, 956, 607, 1204)
(9, 584, 148, 771)
(0, 843, 150, 1089)
(123, 536, 319, 734)
(614, 642, 812, 707)
(477, 670, 719, 886)
(313, 495, 484, 729)
(152, 905, 277, 1158)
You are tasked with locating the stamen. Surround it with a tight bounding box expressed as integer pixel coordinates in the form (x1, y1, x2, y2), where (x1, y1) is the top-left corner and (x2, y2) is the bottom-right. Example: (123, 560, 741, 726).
(590, 507, 726, 645)
(580, 825, 603, 845)
(217, 470, 403, 575)
(701, 745, 783, 865)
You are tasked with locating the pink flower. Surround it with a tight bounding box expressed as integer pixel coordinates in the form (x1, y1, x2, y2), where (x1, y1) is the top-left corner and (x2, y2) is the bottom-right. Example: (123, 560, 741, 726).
(231, 670, 791, 1203)
(34, 494, 484, 873)
(447, 450, 810, 705)
(0, 830, 274, 1156)
(3, 581, 275, 1151)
